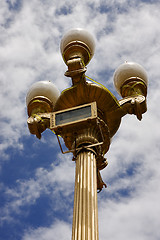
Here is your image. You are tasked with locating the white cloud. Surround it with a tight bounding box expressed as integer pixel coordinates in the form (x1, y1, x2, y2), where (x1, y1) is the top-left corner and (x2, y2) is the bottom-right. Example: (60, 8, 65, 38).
(0, 153, 74, 224)
(99, 175, 160, 240)
(22, 220, 71, 240)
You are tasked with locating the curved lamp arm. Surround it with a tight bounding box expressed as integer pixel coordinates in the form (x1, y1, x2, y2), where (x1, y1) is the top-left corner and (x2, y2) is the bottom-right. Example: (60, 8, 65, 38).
(118, 95, 147, 120)
(27, 113, 50, 139)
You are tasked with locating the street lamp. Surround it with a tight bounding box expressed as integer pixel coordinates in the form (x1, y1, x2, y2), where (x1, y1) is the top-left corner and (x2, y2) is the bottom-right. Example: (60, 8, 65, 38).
(26, 28, 148, 240)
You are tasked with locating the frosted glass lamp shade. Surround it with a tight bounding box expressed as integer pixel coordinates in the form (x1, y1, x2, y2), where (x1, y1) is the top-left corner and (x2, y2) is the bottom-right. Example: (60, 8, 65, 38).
(26, 81, 60, 116)
(60, 28, 95, 66)
(26, 81, 60, 107)
(113, 62, 148, 97)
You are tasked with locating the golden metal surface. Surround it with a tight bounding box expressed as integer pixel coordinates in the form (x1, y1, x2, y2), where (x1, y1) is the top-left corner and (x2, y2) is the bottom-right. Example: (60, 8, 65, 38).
(54, 81, 121, 139)
(26, 30, 148, 240)
(27, 96, 53, 117)
(120, 77, 147, 98)
(62, 41, 92, 67)
(51, 102, 97, 130)
(27, 84, 147, 150)
(65, 57, 87, 79)
(119, 95, 147, 121)
(51, 113, 110, 158)
(27, 113, 50, 139)
(72, 150, 99, 240)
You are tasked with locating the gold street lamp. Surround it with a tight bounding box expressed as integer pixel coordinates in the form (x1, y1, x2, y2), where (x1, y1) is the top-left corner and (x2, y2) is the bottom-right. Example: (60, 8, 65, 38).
(26, 28, 148, 240)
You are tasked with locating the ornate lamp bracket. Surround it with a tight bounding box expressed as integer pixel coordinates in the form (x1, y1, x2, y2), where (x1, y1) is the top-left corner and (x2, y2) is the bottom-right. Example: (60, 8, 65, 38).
(119, 94, 147, 120)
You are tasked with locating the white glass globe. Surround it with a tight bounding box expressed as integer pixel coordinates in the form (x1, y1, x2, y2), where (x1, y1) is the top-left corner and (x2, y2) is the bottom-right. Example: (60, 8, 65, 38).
(26, 81, 60, 107)
(113, 62, 148, 96)
(60, 28, 95, 59)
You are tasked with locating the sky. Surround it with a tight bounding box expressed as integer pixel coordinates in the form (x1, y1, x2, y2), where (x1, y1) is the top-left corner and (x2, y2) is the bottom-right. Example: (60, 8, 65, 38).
(0, 0, 160, 239)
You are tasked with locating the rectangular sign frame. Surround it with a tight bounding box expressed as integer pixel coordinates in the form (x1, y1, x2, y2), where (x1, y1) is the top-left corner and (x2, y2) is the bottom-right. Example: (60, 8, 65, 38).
(50, 102, 97, 133)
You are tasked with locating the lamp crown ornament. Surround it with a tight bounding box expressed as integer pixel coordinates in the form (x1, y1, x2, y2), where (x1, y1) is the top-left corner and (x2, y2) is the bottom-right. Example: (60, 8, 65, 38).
(26, 28, 148, 240)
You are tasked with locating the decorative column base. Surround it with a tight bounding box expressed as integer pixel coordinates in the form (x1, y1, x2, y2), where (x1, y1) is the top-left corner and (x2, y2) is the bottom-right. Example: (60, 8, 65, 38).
(72, 149, 99, 240)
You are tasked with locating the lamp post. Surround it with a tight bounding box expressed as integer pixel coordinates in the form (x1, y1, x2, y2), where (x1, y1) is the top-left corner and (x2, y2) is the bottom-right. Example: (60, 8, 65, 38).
(26, 28, 148, 240)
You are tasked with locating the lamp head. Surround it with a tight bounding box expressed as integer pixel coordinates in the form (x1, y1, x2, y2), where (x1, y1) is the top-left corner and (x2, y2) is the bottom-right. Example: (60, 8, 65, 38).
(113, 62, 148, 98)
(60, 28, 95, 66)
(26, 81, 60, 116)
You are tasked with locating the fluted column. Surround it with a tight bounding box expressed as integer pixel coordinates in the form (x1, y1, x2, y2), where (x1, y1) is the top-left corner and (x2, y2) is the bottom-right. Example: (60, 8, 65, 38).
(72, 149, 99, 240)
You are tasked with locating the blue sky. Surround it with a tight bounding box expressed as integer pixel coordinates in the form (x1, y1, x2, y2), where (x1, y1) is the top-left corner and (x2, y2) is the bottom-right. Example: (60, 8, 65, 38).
(0, 0, 160, 239)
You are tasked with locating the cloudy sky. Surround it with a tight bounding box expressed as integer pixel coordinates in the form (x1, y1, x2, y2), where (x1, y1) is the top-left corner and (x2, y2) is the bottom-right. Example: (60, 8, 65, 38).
(0, 0, 160, 239)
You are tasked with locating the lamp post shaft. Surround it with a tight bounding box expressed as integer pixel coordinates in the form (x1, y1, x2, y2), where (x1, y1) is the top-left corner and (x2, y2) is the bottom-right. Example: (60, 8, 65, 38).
(72, 150, 99, 240)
